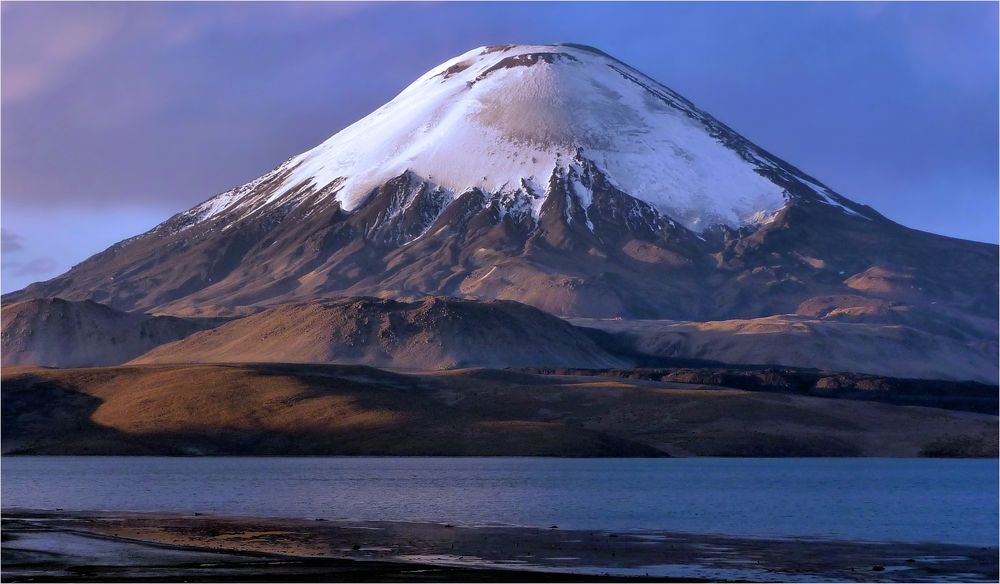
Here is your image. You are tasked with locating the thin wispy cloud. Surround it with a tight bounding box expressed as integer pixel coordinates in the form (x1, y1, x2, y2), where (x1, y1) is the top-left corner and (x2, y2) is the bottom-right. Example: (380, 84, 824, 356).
(1, 227, 58, 281)
(2, 3, 126, 104)
(2, 228, 24, 255)
(9, 256, 58, 277)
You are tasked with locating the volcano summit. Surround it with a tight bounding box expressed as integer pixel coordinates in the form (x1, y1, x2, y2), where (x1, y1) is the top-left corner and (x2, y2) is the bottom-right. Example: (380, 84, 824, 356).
(4, 43, 996, 381)
(177, 42, 870, 232)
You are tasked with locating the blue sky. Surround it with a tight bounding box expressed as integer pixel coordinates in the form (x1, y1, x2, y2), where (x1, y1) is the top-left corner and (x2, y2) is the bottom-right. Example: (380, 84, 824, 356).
(2, 1, 997, 293)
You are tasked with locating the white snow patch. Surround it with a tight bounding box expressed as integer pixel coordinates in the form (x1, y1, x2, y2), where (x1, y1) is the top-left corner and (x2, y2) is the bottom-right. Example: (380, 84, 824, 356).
(569, 178, 595, 231)
(179, 44, 850, 233)
(798, 178, 871, 220)
(473, 265, 498, 284)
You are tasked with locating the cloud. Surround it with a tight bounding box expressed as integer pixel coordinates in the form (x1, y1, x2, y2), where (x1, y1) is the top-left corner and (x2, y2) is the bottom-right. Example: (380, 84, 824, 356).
(1, 2, 379, 105)
(1, 228, 57, 279)
(1, 3, 128, 104)
(2, 228, 24, 255)
(9, 256, 59, 277)
(1, 66, 50, 103)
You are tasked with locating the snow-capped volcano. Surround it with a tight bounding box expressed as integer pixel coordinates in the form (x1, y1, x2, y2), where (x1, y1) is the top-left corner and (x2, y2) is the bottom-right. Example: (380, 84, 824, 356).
(184, 43, 864, 232)
(6, 43, 995, 344)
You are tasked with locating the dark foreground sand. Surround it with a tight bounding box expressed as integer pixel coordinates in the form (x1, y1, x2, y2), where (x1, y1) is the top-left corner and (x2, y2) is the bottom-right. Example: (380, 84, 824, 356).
(2, 510, 996, 582)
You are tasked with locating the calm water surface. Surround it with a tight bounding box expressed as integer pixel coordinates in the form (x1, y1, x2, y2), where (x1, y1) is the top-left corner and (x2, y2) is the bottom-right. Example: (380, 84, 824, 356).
(3, 457, 996, 546)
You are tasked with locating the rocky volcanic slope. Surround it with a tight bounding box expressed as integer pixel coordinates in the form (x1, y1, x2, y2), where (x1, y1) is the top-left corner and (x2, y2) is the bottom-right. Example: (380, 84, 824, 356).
(4, 363, 996, 456)
(133, 296, 628, 370)
(1, 298, 220, 368)
(3, 43, 995, 381)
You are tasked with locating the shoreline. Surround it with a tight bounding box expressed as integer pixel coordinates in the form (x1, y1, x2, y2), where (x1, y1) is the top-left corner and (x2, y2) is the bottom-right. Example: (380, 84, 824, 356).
(2, 524, 658, 583)
(3, 510, 997, 582)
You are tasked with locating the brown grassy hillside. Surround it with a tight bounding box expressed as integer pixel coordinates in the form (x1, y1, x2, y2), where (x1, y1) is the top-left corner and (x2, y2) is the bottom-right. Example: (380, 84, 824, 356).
(133, 297, 628, 370)
(1, 298, 221, 368)
(3, 363, 994, 457)
(572, 315, 999, 383)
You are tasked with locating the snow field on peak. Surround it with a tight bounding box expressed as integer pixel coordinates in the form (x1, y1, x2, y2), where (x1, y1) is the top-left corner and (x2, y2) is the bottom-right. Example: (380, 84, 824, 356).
(186, 44, 795, 232)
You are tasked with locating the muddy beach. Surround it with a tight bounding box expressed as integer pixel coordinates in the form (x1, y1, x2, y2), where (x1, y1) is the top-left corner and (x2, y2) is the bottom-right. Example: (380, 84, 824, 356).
(3, 510, 996, 582)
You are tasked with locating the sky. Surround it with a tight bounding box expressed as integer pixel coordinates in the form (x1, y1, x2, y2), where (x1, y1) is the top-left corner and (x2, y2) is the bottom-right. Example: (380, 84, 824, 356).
(2, 1, 997, 293)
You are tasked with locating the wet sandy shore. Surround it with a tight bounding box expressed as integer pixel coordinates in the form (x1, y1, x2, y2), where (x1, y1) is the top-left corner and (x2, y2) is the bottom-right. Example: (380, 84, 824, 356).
(3, 509, 997, 582)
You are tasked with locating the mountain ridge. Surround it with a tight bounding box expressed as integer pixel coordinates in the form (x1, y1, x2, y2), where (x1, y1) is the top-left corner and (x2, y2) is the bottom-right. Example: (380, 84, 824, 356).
(4, 43, 995, 384)
(165, 43, 884, 239)
(131, 296, 630, 370)
(0, 298, 222, 367)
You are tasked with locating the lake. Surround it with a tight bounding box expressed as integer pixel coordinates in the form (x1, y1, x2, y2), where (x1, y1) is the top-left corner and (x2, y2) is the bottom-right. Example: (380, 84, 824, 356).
(2, 457, 996, 546)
